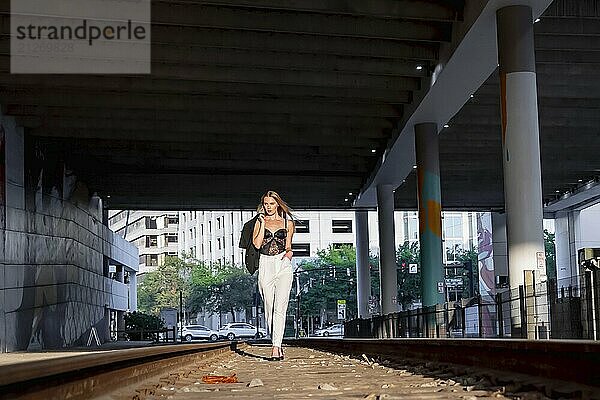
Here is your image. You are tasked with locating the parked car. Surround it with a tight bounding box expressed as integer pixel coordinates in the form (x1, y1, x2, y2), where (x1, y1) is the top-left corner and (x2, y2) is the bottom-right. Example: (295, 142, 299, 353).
(181, 324, 219, 342)
(313, 324, 344, 337)
(218, 323, 267, 340)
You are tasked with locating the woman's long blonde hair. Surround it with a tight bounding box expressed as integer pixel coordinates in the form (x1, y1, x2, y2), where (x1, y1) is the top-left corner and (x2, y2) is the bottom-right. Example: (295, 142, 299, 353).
(257, 190, 295, 220)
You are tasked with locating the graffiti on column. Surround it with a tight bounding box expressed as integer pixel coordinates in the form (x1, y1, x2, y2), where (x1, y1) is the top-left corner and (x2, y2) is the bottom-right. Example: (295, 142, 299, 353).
(477, 213, 496, 336)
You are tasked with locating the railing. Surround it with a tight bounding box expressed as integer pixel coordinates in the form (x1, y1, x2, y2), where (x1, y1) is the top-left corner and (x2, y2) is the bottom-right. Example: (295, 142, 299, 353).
(345, 273, 600, 340)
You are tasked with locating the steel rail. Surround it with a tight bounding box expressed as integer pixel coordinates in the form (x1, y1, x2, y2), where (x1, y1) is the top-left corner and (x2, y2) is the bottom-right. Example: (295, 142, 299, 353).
(286, 338, 600, 388)
(0, 341, 237, 400)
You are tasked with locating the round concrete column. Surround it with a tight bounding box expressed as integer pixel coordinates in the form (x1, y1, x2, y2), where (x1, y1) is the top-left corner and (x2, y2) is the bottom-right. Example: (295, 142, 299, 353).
(355, 210, 371, 318)
(415, 123, 444, 306)
(377, 184, 398, 314)
(497, 5, 545, 289)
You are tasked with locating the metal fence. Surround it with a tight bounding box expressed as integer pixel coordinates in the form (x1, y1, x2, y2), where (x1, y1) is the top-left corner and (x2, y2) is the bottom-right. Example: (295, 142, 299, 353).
(345, 272, 600, 340)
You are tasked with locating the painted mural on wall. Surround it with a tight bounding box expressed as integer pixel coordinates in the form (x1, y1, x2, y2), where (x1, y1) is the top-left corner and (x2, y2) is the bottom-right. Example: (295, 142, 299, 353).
(476, 212, 497, 336)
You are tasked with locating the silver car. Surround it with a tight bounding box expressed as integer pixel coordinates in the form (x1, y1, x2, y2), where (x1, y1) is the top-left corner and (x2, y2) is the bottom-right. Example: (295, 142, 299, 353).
(313, 324, 344, 337)
(181, 324, 219, 342)
(218, 323, 267, 340)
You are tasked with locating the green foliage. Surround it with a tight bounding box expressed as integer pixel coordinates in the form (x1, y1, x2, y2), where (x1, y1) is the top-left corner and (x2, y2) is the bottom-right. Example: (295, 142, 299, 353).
(544, 229, 557, 281)
(137, 256, 191, 314)
(124, 311, 165, 340)
(296, 245, 358, 320)
(396, 241, 421, 309)
(188, 262, 256, 321)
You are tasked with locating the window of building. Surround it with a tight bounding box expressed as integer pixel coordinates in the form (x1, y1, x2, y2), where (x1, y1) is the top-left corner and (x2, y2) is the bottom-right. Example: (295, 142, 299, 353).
(209, 221, 212, 233)
(209, 241, 212, 253)
(443, 214, 463, 240)
(295, 219, 310, 233)
(444, 239, 462, 263)
(292, 243, 311, 257)
(146, 235, 158, 247)
(166, 234, 178, 243)
(332, 220, 352, 233)
(143, 254, 158, 266)
(146, 217, 157, 229)
(217, 217, 221, 230)
(168, 216, 178, 225)
(217, 238, 221, 250)
(404, 214, 418, 241)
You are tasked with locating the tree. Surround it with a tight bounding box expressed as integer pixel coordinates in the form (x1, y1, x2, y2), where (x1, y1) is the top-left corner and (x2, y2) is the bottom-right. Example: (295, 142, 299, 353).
(396, 241, 421, 309)
(544, 229, 557, 281)
(137, 256, 191, 314)
(296, 245, 358, 322)
(188, 262, 256, 321)
(188, 261, 219, 314)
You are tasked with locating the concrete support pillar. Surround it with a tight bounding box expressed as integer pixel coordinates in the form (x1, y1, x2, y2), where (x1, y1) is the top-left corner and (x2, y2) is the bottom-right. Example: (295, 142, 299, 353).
(415, 123, 444, 306)
(355, 210, 371, 318)
(498, 6, 547, 338)
(497, 6, 546, 287)
(555, 211, 581, 289)
(376, 184, 398, 314)
(129, 272, 138, 312)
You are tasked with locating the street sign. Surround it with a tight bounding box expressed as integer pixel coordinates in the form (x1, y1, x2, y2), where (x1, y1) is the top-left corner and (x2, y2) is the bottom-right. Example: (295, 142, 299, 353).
(409, 263, 418, 274)
(445, 278, 463, 288)
(536, 251, 546, 269)
(337, 299, 346, 320)
(437, 281, 444, 294)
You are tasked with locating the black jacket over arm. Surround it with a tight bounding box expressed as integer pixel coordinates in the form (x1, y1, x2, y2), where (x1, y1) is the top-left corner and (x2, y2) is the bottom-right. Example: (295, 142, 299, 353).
(239, 215, 260, 274)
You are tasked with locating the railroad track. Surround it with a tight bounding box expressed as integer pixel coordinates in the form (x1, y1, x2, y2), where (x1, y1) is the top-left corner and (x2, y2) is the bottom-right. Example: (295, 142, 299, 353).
(0, 342, 234, 400)
(1, 339, 598, 399)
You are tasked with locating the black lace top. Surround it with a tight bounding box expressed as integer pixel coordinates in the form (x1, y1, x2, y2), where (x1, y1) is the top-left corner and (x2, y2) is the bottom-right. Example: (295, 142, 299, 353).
(260, 228, 287, 255)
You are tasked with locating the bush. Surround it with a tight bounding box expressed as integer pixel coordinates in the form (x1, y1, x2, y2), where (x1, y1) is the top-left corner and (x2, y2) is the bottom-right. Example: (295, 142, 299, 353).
(124, 311, 165, 340)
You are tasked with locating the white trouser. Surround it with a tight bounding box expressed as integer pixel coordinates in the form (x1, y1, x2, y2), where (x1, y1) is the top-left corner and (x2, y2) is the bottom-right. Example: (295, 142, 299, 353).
(258, 253, 293, 347)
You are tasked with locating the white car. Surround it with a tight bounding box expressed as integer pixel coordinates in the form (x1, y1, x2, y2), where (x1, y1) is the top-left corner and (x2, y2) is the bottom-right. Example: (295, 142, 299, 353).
(313, 324, 344, 337)
(181, 325, 219, 342)
(218, 323, 267, 340)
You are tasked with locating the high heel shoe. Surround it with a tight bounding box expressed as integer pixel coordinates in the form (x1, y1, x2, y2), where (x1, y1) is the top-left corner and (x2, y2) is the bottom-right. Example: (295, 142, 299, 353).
(269, 347, 283, 361)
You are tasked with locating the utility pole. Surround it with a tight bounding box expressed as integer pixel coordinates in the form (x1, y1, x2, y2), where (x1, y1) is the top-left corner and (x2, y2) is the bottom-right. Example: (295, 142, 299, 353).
(179, 291, 183, 341)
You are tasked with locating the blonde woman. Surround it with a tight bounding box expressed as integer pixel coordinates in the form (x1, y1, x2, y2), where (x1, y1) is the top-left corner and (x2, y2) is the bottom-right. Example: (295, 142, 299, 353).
(252, 190, 295, 361)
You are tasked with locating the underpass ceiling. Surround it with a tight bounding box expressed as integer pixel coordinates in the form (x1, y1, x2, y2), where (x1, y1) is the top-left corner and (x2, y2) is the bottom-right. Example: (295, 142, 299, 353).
(0, 0, 464, 209)
(1, 0, 598, 211)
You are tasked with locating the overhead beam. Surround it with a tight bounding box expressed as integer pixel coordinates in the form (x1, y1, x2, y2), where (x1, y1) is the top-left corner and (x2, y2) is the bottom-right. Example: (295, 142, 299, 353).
(174, 0, 461, 21)
(5, 106, 396, 129)
(0, 46, 430, 78)
(150, 4, 452, 42)
(0, 91, 402, 117)
(0, 77, 412, 104)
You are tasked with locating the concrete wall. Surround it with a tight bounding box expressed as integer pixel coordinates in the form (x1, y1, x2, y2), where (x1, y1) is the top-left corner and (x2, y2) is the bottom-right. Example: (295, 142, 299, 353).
(0, 112, 137, 352)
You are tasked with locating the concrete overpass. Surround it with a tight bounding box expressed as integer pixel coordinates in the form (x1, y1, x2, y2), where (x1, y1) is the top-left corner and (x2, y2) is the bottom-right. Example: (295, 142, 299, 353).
(1, 0, 599, 350)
